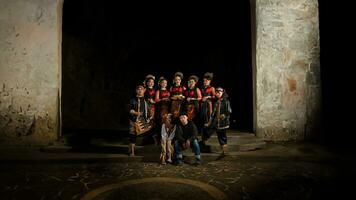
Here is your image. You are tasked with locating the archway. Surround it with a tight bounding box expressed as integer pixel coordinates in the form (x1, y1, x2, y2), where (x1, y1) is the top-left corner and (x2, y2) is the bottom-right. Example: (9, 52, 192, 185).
(60, 0, 256, 136)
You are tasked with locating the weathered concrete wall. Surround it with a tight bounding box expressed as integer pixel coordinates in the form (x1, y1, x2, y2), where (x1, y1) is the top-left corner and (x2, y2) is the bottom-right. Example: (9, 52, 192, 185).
(0, 0, 61, 144)
(255, 0, 321, 141)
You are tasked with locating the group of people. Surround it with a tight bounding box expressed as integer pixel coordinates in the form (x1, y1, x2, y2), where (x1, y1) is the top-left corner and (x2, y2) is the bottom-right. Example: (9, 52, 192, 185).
(128, 72, 232, 166)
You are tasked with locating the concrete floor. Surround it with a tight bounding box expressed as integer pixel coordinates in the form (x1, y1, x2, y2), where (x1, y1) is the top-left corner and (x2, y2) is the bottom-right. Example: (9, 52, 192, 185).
(0, 142, 355, 200)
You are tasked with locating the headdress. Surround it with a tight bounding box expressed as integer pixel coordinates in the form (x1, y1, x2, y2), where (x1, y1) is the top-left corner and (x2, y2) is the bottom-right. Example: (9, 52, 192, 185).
(174, 72, 184, 79)
(188, 75, 199, 82)
(203, 72, 214, 80)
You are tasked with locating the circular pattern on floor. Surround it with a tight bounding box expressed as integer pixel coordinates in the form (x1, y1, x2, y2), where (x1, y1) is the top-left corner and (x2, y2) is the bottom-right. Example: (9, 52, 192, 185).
(81, 177, 228, 200)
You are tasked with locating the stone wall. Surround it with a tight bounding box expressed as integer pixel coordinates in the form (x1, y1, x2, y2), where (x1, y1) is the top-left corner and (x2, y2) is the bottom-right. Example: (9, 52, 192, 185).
(255, 0, 321, 141)
(0, 0, 60, 144)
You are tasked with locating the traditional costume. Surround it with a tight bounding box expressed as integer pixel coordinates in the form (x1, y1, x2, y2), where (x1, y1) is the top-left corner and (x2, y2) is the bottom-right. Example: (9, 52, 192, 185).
(184, 75, 202, 121)
(155, 77, 171, 124)
(170, 72, 186, 121)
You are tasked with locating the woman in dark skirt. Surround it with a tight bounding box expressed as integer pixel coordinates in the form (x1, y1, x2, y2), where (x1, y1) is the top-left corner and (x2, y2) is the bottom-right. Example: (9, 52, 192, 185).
(200, 72, 216, 144)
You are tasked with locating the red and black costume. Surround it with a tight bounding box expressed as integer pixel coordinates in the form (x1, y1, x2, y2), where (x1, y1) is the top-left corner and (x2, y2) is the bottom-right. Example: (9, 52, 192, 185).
(200, 85, 215, 141)
(200, 86, 215, 125)
(184, 86, 202, 121)
(170, 85, 186, 120)
(145, 87, 156, 120)
(155, 88, 171, 124)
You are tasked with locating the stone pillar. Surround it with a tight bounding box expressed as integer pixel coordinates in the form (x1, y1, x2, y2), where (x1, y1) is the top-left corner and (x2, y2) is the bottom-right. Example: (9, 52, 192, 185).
(255, 0, 321, 141)
(0, 0, 61, 144)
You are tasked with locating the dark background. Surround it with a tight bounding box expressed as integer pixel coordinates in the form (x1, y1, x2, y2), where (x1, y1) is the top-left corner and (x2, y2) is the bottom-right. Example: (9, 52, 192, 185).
(62, 1, 253, 133)
(61, 0, 355, 149)
(318, 0, 355, 149)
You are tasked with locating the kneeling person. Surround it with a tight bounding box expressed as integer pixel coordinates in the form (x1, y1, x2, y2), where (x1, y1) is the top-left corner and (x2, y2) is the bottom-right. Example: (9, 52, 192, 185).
(174, 114, 201, 166)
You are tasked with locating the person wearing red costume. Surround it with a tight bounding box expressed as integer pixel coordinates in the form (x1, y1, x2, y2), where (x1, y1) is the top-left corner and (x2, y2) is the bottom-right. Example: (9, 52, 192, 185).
(170, 72, 186, 122)
(155, 77, 171, 124)
(184, 75, 202, 121)
(200, 72, 216, 145)
(144, 74, 156, 121)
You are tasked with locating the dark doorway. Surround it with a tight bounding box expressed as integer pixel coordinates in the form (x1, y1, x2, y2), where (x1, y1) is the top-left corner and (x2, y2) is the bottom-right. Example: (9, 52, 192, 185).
(318, 0, 356, 148)
(62, 1, 253, 134)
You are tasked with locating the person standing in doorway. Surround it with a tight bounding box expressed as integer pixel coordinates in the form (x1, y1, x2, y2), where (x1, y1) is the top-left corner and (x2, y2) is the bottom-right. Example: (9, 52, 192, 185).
(200, 72, 216, 146)
(128, 84, 153, 156)
(184, 75, 202, 121)
(204, 87, 232, 156)
(155, 77, 171, 124)
(144, 74, 156, 122)
(144, 74, 159, 145)
(170, 72, 186, 123)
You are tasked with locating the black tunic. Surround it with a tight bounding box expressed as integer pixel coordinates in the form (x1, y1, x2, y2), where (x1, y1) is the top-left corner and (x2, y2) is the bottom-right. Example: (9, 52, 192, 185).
(174, 121, 198, 143)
